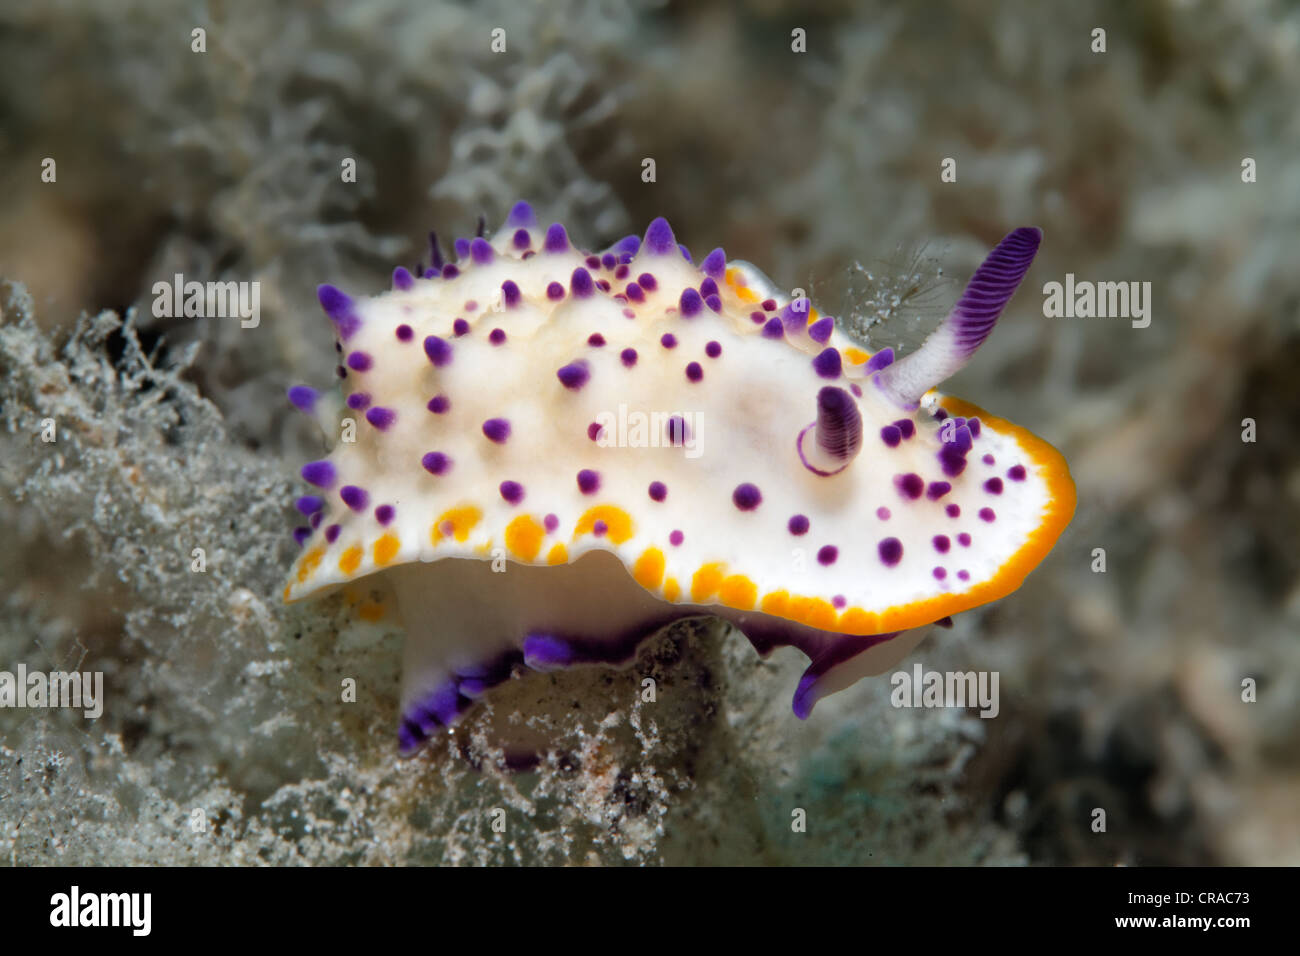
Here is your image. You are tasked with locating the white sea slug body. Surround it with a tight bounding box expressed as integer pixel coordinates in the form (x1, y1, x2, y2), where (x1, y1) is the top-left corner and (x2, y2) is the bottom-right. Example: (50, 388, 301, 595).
(284, 202, 1075, 757)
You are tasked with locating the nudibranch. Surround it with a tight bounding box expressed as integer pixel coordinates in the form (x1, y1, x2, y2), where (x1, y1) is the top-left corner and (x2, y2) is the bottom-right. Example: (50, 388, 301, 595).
(284, 202, 1075, 757)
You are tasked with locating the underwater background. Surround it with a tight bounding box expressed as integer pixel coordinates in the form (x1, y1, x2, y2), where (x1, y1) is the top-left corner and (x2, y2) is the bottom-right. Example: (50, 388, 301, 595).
(1, 0, 1297, 865)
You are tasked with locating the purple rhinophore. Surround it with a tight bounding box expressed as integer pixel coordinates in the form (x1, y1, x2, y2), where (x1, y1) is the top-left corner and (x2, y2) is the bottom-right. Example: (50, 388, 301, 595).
(926, 481, 952, 500)
(482, 418, 511, 443)
(701, 247, 726, 278)
(544, 223, 569, 253)
(500, 480, 525, 505)
(295, 495, 323, 515)
(679, 288, 703, 317)
(732, 483, 762, 511)
(287, 385, 318, 413)
(421, 451, 452, 475)
(809, 317, 834, 344)
(878, 537, 903, 567)
(648, 481, 667, 502)
(812, 347, 842, 379)
(392, 266, 415, 291)
(894, 472, 924, 500)
(340, 485, 369, 511)
(502, 279, 521, 308)
(685, 361, 703, 382)
(557, 360, 591, 390)
(571, 267, 595, 298)
(817, 386, 863, 461)
(948, 226, 1042, 359)
(301, 460, 337, 489)
(621, 348, 638, 367)
(365, 406, 397, 430)
(577, 469, 601, 494)
(865, 348, 895, 373)
(424, 335, 453, 367)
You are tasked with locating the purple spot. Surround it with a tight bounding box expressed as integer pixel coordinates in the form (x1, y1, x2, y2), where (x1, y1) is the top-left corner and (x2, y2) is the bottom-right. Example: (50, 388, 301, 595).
(600, 252, 616, 270)
(979, 507, 996, 522)
(309, 513, 323, 529)
(441, 264, 459, 279)
(365, 406, 396, 430)
(376, 504, 395, 525)
(593, 519, 608, 536)
(705, 340, 722, 358)
(984, 477, 1003, 495)
(661, 333, 678, 349)
(577, 469, 601, 494)
(502, 280, 521, 308)
(679, 288, 703, 317)
(733, 483, 762, 511)
(637, 273, 658, 292)
(427, 395, 450, 414)
(958, 533, 972, 547)
(544, 514, 559, 533)
(588, 333, 606, 347)
(295, 495, 323, 515)
(1008, 464, 1027, 481)
(933, 535, 951, 553)
(705, 294, 722, 312)
(817, 545, 839, 566)
(702, 247, 726, 278)
(939, 445, 967, 478)
(500, 481, 525, 504)
(894, 473, 924, 500)
(685, 361, 703, 382)
(424, 335, 453, 366)
(982, 454, 995, 465)
(669, 530, 684, 547)
(544, 223, 569, 252)
(957, 570, 970, 581)
(749, 311, 766, 324)
(761, 298, 777, 311)
(894, 419, 915, 439)
(789, 514, 810, 535)
(878, 537, 903, 567)
(933, 567, 948, 581)
(946, 504, 961, 518)
(621, 348, 638, 367)
(346, 351, 372, 372)
(625, 282, 645, 302)
(571, 267, 594, 298)
(926, 481, 952, 500)
(287, 385, 318, 412)
(454, 237, 470, 260)
(557, 361, 591, 390)
(812, 348, 842, 379)
(422, 451, 452, 475)
(546, 282, 565, 300)
(453, 318, 470, 336)
(489, 328, 506, 345)
(324, 524, 341, 543)
(832, 595, 847, 609)
(968, 418, 981, 438)
(482, 418, 511, 443)
(585, 255, 600, 269)
(396, 324, 414, 342)
(649, 481, 667, 502)
(880, 425, 901, 447)
(699, 277, 719, 299)
(301, 460, 336, 489)
(341, 485, 369, 511)
(876, 507, 890, 520)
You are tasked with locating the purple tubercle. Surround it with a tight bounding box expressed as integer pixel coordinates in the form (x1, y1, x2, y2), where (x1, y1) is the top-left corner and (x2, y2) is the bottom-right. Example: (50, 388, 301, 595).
(577, 469, 601, 494)
(661, 333, 678, 349)
(649, 481, 667, 502)
(544, 513, 559, 533)
(324, 524, 341, 544)
(933, 535, 951, 553)
(587, 333, 606, 348)
(489, 328, 507, 345)
(1008, 464, 1027, 481)
(546, 281, 565, 300)
(946, 504, 961, 518)
(621, 348, 638, 367)
(762, 298, 777, 311)
(926, 481, 952, 500)
(625, 282, 645, 302)
(685, 361, 703, 382)
(701, 247, 726, 278)
(614, 234, 641, 257)
(809, 317, 834, 344)
(502, 280, 521, 308)
(878, 537, 903, 567)
(587, 422, 604, 441)
(705, 340, 722, 358)
(427, 394, 450, 414)
(441, 264, 460, 280)
(984, 477, 1004, 495)
(365, 406, 397, 430)
(453, 237, 470, 260)
(571, 267, 595, 298)
(544, 223, 569, 253)
(374, 505, 395, 526)
(637, 272, 658, 292)
(317, 284, 361, 340)
(704, 294, 722, 312)
(812, 347, 842, 379)
(679, 288, 703, 317)
(301, 460, 337, 489)
(453, 318, 470, 336)
(881, 425, 901, 448)
(469, 238, 494, 264)
(762, 317, 784, 339)
(643, 217, 676, 255)
(500, 480, 525, 505)
(699, 277, 719, 299)
(513, 228, 531, 249)
(396, 324, 414, 342)
(939, 444, 967, 477)
(557, 360, 591, 390)
(780, 299, 811, 333)
(817, 545, 839, 566)
(346, 351, 372, 372)
(295, 495, 324, 515)
(894, 418, 915, 439)
(287, 385, 318, 413)
(421, 451, 452, 475)
(482, 418, 511, 443)
(669, 530, 685, 547)
(864, 348, 895, 373)
(979, 507, 997, 522)
(424, 335, 453, 367)
(733, 483, 762, 511)
(895, 473, 924, 500)
(340, 485, 369, 512)
(789, 514, 810, 535)
(392, 266, 415, 291)
(506, 200, 537, 227)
